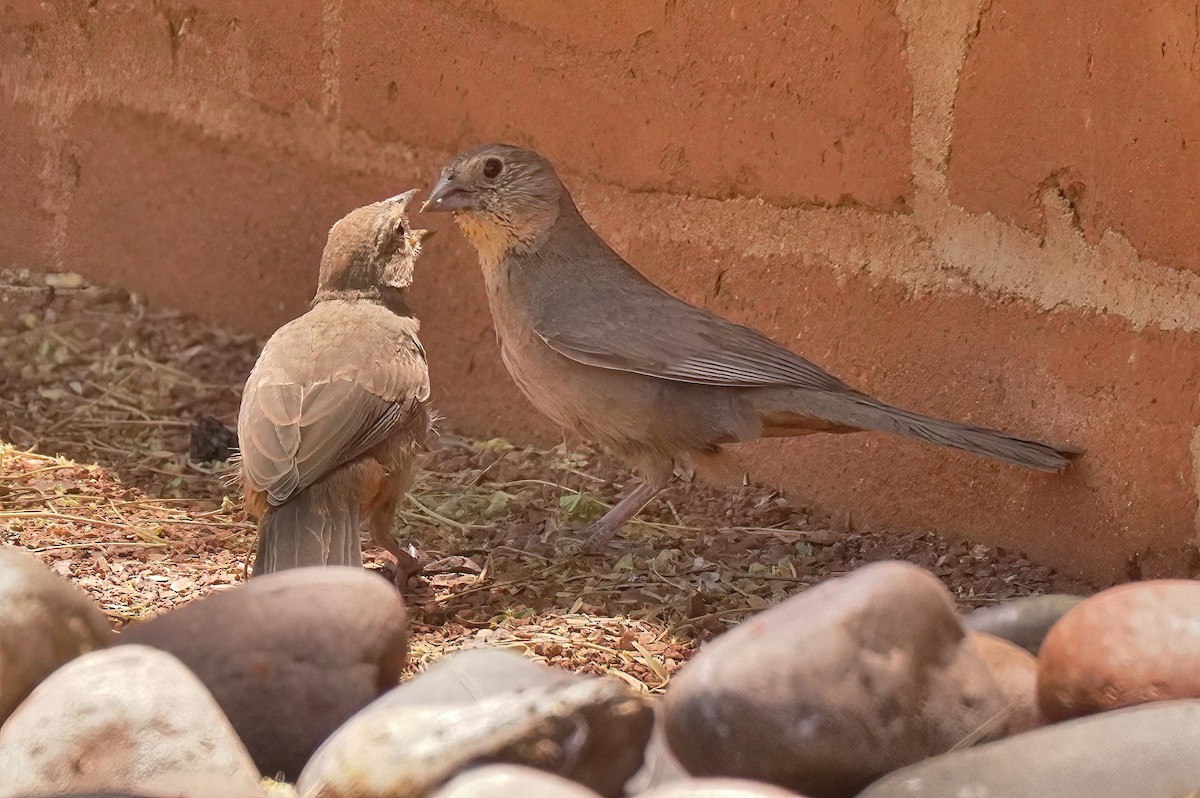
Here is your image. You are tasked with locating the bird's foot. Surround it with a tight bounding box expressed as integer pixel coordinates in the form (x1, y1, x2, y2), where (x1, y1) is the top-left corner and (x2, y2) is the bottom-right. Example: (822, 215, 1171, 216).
(576, 519, 622, 552)
(376, 546, 430, 592)
(422, 555, 483, 576)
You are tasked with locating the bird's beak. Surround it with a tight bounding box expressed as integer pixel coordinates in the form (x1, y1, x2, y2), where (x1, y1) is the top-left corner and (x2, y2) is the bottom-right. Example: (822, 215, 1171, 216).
(407, 228, 436, 248)
(421, 175, 479, 213)
(383, 188, 420, 211)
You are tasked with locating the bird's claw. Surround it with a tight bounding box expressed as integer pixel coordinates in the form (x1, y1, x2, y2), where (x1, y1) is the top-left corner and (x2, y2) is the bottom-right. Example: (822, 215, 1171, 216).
(557, 521, 621, 556)
(376, 546, 429, 592)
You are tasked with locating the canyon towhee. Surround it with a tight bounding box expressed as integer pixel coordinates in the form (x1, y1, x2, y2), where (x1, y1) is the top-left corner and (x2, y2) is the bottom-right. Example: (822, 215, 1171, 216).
(238, 191, 435, 580)
(424, 144, 1079, 544)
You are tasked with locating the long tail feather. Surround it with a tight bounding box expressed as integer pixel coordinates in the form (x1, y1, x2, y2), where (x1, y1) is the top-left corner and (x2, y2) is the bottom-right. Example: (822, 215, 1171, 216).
(251, 490, 362, 576)
(855, 398, 1080, 472)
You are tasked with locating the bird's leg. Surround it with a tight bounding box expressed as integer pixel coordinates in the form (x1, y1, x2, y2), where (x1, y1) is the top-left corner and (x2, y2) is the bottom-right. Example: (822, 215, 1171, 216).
(388, 547, 426, 591)
(367, 510, 427, 590)
(582, 478, 665, 547)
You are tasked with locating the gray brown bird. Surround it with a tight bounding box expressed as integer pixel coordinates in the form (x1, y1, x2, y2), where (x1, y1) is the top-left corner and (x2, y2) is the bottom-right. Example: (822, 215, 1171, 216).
(237, 191, 435, 580)
(423, 144, 1079, 544)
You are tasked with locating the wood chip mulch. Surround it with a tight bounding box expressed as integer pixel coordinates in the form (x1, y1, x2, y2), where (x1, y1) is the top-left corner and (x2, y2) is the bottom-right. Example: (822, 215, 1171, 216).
(0, 268, 1095, 693)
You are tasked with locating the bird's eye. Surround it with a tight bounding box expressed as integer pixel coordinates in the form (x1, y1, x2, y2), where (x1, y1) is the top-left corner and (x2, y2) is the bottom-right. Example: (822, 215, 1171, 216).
(482, 158, 503, 179)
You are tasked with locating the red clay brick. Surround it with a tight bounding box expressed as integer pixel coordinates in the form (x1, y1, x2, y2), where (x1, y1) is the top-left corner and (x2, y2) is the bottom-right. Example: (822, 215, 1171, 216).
(339, 0, 913, 211)
(634, 230, 1200, 584)
(169, 0, 326, 113)
(55, 103, 526, 441)
(0, 91, 53, 271)
(950, 1, 1200, 273)
(9, 0, 1200, 585)
(1, 1, 323, 115)
(62, 104, 401, 330)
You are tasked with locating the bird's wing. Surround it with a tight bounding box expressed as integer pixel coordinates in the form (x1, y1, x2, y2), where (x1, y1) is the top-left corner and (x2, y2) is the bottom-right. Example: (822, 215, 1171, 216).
(237, 316, 429, 506)
(533, 277, 851, 392)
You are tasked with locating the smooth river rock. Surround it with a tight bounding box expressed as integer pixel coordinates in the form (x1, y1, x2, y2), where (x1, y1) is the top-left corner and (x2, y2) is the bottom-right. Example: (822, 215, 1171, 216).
(963, 594, 1085, 654)
(0, 645, 264, 798)
(296, 648, 653, 798)
(857, 699, 1200, 797)
(121, 566, 409, 778)
(664, 561, 1006, 798)
(0, 546, 113, 723)
(1037, 580, 1200, 720)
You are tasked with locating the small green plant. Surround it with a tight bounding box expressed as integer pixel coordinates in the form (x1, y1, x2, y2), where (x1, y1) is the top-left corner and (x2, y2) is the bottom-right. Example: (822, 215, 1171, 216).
(558, 491, 607, 522)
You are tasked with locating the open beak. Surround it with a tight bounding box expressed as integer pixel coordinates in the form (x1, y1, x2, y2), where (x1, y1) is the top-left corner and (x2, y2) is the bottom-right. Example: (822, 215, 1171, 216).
(421, 175, 479, 213)
(383, 188, 420, 211)
(406, 228, 435, 248)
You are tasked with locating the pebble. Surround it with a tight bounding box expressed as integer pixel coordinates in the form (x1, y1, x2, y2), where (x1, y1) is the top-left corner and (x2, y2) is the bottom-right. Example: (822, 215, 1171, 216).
(965, 631, 1043, 734)
(663, 561, 1006, 798)
(0, 645, 264, 798)
(963, 594, 1085, 653)
(430, 764, 603, 797)
(857, 699, 1200, 797)
(637, 778, 810, 796)
(120, 566, 409, 778)
(1037, 580, 1200, 720)
(296, 648, 652, 798)
(0, 546, 113, 723)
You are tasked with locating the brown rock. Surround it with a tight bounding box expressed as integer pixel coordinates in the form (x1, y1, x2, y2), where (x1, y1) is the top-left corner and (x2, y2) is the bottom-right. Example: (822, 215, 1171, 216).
(119, 566, 408, 779)
(296, 648, 653, 798)
(637, 778, 808, 797)
(663, 561, 1006, 798)
(430, 765, 603, 798)
(857, 700, 1200, 798)
(965, 632, 1044, 735)
(1037, 580, 1200, 721)
(963, 594, 1085, 654)
(0, 546, 113, 724)
(0, 645, 264, 798)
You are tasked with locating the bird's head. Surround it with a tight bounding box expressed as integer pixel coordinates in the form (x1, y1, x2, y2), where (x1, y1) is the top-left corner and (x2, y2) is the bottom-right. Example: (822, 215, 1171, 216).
(421, 143, 566, 260)
(318, 189, 434, 295)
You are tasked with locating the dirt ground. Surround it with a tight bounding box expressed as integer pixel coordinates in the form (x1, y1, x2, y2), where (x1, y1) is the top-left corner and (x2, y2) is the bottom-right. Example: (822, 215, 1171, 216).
(0, 269, 1095, 691)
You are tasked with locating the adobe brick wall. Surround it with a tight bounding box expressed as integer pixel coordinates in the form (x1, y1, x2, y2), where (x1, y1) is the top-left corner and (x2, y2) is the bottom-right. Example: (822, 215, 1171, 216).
(3, 1, 1199, 584)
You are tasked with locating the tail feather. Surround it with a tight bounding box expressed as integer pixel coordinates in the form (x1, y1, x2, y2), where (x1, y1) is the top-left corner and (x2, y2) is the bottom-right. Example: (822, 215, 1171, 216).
(854, 397, 1080, 472)
(757, 388, 1080, 472)
(251, 490, 362, 576)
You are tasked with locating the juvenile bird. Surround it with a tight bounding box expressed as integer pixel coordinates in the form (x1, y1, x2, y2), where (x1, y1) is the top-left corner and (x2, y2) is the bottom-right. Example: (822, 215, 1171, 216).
(423, 144, 1079, 545)
(237, 191, 435, 581)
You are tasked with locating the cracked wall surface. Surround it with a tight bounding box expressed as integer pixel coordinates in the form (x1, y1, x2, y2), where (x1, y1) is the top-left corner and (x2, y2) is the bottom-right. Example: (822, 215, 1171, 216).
(2, 0, 1198, 583)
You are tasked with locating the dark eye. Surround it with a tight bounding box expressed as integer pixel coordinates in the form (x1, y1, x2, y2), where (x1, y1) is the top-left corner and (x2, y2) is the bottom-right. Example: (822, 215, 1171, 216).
(482, 158, 503, 179)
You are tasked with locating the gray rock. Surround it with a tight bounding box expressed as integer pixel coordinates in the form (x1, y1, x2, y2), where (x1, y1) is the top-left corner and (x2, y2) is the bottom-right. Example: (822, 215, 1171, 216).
(380, 647, 569, 702)
(0, 546, 113, 723)
(856, 699, 1200, 797)
(119, 566, 408, 778)
(296, 648, 653, 798)
(0, 645, 264, 798)
(638, 779, 809, 797)
(431, 764, 603, 797)
(963, 594, 1085, 654)
(664, 561, 1007, 798)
